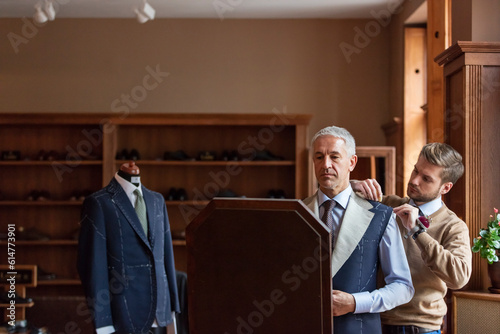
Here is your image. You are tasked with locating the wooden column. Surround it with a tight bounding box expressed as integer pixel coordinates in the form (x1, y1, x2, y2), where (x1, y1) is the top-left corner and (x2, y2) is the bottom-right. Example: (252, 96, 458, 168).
(426, 0, 451, 142)
(435, 41, 500, 290)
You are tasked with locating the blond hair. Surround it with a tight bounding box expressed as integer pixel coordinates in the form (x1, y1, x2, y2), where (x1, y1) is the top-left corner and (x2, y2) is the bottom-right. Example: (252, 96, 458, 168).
(420, 143, 464, 184)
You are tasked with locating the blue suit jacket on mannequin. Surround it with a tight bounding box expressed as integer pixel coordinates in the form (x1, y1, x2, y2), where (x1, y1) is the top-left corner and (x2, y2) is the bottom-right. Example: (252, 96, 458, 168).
(77, 178, 180, 334)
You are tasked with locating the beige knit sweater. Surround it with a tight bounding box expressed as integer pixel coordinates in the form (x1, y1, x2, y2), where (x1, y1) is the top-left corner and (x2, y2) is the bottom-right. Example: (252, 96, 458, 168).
(380, 196, 472, 329)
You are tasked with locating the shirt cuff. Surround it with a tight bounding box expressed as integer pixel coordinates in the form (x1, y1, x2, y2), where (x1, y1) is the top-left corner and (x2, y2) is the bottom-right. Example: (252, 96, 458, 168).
(352, 291, 372, 314)
(96, 326, 115, 334)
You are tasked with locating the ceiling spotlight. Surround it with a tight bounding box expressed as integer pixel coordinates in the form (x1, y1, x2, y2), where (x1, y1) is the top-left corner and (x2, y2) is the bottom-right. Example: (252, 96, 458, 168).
(33, 0, 56, 24)
(135, 0, 156, 23)
(33, 3, 48, 23)
(44, 0, 56, 21)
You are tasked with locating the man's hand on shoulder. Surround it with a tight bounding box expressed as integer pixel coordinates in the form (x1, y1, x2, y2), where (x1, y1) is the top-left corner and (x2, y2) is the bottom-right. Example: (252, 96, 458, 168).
(350, 179, 383, 202)
(331, 290, 356, 316)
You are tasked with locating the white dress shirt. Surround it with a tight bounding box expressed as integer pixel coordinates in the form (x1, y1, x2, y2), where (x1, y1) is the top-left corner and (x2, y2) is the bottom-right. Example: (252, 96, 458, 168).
(409, 197, 443, 218)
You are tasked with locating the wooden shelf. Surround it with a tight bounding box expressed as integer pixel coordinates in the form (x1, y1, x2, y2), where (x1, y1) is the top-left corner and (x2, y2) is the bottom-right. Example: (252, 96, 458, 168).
(0, 113, 312, 297)
(115, 160, 295, 166)
(37, 279, 80, 286)
(0, 201, 83, 206)
(0, 240, 78, 246)
(0, 160, 102, 166)
(0, 302, 34, 308)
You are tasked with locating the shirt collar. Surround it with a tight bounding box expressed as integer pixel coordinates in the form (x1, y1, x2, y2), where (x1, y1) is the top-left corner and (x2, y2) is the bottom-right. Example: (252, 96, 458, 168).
(409, 196, 442, 216)
(318, 184, 352, 210)
(115, 172, 142, 197)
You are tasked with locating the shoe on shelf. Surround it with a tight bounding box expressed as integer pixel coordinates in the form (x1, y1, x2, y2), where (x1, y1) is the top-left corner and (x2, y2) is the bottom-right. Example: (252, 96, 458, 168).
(274, 189, 286, 198)
(213, 189, 245, 198)
(197, 151, 216, 161)
(164, 150, 194, 161)
(253, 149, 284, 161)
(35, 150, 46, 161)
(166, 188, 188, 201)
(44, 150, 60, 161)
(17, 226, 50, 241)
(116, 149, 129, 160)
(220, 150, 240, 161)
(128, 149, 141, 161)
(37, 267, 56, 281)
(69, 189, 92, 201)
(266, 189, 276, 198)
(176, 188, 188, 201)
(26, 190, 40, 201)
(36, 190, 51, 201)
(1, 150, 21, 161)
(166, 188, 177, 201)
(26, 190, 51, 201)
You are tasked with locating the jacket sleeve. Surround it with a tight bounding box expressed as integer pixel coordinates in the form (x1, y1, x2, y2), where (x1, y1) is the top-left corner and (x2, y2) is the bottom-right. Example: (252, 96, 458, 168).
(163, 200, 181, 314)
(77, 195, 114, 329)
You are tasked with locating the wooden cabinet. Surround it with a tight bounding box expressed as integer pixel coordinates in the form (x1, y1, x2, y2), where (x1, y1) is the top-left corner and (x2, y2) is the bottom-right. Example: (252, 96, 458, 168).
(452, 291, 500, 334)
(0, 113, 312, 297)
(435, 41, 500, 291)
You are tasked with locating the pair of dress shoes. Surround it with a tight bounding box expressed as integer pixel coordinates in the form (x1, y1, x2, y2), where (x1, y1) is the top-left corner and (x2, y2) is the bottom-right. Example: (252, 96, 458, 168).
(116, 149, 141, 161)
(213, 189, 245, 198)
(252, 149, 285, 161)
(164, 150, 195, 161)
(17, 226, 50, 241)
(35, 149, 60, 161)
(26, 190, 51, 201)
(266, 189, 286, 199)
(68, 190, 92, 201)
(220, 150, 240, 161)
(166, 188, 188, 201)
(198, 150, 240, 161)
(1, 150, 21, 161)
(37, 267, 56, 281)
(164, 150, 241, 161)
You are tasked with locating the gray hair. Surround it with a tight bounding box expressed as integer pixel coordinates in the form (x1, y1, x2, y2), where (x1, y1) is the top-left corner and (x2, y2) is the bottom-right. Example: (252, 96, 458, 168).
(311, 126, 356, 157)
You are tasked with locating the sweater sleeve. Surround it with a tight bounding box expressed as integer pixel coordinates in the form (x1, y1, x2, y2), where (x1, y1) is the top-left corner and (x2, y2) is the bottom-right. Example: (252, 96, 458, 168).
(414, 218, 472, 289)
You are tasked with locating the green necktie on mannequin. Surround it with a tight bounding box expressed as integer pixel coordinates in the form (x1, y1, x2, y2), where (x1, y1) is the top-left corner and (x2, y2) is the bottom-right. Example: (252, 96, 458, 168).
(134, 189, 148, 237)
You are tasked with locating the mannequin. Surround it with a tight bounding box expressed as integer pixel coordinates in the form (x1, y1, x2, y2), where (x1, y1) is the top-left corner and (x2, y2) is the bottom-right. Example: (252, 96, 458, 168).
(117, 161, 141, 187)
(77, 159, 180, 334)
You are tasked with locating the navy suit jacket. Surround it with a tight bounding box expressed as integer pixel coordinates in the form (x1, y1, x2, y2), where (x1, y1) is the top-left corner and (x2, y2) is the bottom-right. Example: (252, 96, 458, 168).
(77, 178, 180, 334)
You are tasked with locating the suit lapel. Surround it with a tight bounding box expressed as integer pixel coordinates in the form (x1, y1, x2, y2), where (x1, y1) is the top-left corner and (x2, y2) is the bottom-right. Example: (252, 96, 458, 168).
(303, 193, 320, 218)
(303, 191, 377, 277)
(331, 192, 374, 276)
(107, 179, 151, 249)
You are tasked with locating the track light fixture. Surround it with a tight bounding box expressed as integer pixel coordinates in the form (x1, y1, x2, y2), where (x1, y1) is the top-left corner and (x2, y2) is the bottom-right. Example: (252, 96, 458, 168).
(33, 0, 56, 24)
(135, 0, 156, 24)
